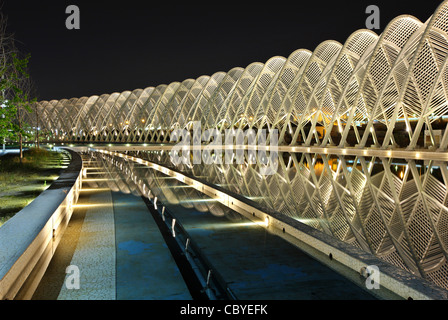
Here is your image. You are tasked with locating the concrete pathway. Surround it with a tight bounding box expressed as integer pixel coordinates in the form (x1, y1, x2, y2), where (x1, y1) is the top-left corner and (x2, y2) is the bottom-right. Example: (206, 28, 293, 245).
(33, 175, 191, 300)
(57, 190, 116, 300)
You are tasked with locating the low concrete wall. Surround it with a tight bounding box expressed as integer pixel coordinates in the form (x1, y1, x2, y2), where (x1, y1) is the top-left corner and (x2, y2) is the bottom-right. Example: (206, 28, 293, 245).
(0, 149, 83, 300)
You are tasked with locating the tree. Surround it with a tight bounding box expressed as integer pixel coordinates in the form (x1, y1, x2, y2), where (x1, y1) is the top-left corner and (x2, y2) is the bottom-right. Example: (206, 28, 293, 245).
(0, 11, 14, 150)
(0, 10, 36, 158)
(9, 53, 36, 159)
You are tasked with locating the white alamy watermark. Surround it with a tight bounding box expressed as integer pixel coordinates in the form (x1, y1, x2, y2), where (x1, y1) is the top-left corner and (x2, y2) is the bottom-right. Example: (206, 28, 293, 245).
(66, 5, 80, 30)
(170, 121, 279, 176)
(366, 5, 380, 30)
(361, 265, 380, 290)
(65, 265, 80, 290)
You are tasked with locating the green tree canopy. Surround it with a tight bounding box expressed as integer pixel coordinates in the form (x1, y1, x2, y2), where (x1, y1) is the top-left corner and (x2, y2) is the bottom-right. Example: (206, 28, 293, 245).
(0, 11, 36, 153)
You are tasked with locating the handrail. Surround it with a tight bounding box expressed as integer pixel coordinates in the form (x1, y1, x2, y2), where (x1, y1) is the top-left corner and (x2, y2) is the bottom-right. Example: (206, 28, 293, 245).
(153, 200, 236, 300)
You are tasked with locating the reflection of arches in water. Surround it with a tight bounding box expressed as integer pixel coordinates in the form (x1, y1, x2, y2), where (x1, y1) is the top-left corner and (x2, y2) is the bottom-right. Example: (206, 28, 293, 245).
(90, 151, 238, 220)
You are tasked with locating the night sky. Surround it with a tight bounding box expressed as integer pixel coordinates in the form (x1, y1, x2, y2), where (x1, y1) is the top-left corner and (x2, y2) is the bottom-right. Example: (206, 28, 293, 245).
(1, 0, 444, 101)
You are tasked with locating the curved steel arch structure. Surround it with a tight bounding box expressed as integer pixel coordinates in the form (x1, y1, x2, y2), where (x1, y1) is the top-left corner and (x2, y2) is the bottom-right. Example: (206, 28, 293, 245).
(25, 2, 448, 152)
(24, 2, 448, 291)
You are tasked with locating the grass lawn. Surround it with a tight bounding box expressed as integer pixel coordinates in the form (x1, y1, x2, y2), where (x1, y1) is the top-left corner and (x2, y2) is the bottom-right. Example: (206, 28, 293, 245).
(0, 148, 69, 227)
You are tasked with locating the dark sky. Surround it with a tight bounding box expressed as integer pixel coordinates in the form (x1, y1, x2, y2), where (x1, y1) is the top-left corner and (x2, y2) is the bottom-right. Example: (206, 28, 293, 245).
(1, 0, 444, 101)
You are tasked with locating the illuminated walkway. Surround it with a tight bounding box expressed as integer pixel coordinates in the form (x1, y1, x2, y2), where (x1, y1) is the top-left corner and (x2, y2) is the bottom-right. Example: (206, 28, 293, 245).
(33, 160, 191, 300)
(32, 152, 399, 300)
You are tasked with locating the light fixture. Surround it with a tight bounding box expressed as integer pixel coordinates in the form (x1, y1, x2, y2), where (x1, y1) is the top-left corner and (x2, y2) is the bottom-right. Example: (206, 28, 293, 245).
(172, 219, 176, 237)
(264, 216, 270, 228)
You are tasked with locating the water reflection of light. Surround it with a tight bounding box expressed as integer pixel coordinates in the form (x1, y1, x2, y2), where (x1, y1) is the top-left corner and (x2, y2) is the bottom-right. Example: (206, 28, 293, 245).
(296, 218, 327, 225)
(178, 198, 218, 204)
(247, 196, 265, 200)
(80, 188, 111, 192)
(161, 185, 193, 189)
(151, 176, 177, 180)
(82, 178, 115, 182)
(193, 221, 259, 230)
(73, 203, 111, 208)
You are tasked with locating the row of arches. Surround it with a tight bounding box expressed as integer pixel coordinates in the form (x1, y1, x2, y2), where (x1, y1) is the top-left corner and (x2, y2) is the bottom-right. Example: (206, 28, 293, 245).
(24, 1, 448, 151)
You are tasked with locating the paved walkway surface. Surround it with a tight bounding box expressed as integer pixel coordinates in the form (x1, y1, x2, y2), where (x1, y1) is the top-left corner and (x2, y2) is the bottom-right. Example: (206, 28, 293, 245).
(32, 162, 191, 300)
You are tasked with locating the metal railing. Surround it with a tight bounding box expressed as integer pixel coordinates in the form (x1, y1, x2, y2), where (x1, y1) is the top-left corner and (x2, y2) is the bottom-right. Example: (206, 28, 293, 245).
(147, 196, 236, 300)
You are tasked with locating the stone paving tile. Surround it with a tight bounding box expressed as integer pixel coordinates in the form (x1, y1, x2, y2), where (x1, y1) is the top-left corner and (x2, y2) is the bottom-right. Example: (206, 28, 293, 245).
(57, 190, 116, 300)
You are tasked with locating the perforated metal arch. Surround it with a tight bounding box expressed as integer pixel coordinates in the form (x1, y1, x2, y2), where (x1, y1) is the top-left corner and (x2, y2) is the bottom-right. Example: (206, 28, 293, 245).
(24, 2, 448, 151)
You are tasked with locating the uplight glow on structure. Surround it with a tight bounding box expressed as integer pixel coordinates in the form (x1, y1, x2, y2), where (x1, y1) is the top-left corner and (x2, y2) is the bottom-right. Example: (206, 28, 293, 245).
(25, 1, 448, 152)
